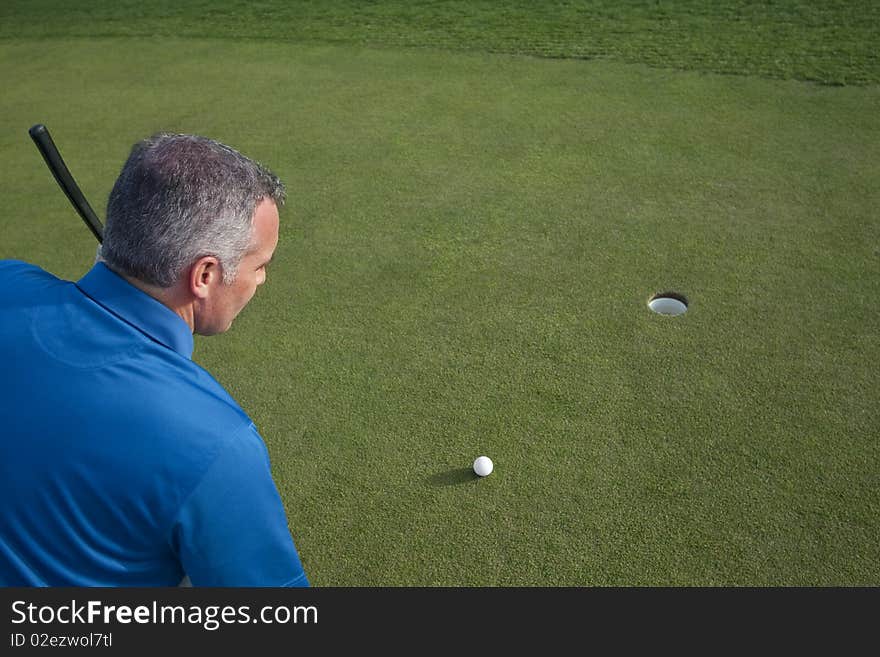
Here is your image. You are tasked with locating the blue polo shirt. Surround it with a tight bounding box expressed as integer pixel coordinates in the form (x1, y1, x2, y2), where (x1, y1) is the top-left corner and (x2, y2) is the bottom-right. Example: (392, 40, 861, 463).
(0, 260, 308, 586)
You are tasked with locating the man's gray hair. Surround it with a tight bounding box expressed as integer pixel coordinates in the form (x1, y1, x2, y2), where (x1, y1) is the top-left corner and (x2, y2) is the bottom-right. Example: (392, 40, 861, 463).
(100, 133, 285, 287)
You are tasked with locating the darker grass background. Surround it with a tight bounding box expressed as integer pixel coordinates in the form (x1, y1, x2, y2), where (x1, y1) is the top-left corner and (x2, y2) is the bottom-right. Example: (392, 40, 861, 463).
(1, 3, 878, 585)
(1, 0, 879, 85)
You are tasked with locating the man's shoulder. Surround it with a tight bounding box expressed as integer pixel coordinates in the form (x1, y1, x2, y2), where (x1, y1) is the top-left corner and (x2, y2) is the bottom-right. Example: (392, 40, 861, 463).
(0, 259, 61, 285)
(149, 358, 255, 431)
(0, 260, 70, 309)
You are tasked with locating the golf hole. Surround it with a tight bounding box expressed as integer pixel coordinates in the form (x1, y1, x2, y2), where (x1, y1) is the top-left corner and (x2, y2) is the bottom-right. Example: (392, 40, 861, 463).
(648, 292, 688, 316)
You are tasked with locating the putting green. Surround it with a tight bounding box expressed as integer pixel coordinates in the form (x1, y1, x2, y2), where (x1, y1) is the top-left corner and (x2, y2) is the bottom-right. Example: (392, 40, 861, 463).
(2, 36, 878, 585)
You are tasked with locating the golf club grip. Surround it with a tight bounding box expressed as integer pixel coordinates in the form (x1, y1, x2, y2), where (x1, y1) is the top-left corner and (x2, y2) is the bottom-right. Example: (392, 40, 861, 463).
(28, 124, 104, 244)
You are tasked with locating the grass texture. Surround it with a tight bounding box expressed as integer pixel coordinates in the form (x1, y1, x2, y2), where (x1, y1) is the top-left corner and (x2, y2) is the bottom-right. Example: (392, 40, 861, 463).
(1, 4, 878, 585)
(1, 0, 878, 85)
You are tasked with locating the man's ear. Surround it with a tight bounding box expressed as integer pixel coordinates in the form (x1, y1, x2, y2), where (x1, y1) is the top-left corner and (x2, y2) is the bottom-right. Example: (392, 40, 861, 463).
(189, 256, 221, 299)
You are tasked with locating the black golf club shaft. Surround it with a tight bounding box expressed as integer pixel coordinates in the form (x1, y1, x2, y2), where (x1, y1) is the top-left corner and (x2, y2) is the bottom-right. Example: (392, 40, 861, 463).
(28, 124, 104, 244)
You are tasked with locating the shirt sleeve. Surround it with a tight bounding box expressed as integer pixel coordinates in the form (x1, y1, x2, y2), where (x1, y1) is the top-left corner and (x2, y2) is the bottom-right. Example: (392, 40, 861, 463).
(171, 423, 309, 587)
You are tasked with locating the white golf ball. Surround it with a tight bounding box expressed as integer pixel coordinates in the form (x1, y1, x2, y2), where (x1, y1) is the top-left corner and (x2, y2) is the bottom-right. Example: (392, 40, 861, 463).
(473, 456, 493, 477)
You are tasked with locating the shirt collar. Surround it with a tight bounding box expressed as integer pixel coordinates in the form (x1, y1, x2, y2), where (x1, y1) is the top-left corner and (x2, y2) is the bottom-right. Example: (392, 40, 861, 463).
(76, 262, 194, 359)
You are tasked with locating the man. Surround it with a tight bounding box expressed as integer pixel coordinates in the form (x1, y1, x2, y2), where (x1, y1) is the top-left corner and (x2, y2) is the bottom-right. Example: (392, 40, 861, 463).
(0, 133, 309, 586)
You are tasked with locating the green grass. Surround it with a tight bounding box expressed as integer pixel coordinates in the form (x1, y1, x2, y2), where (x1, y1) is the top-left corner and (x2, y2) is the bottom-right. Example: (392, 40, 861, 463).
(1, 1, 878, 85)
(1, 4, 878, 585)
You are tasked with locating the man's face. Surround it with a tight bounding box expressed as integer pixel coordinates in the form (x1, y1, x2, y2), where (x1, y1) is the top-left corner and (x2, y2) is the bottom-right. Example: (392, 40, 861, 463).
(196, 198, 279, 336)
